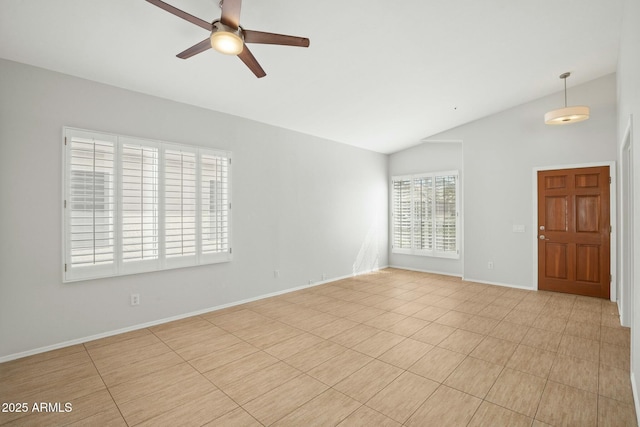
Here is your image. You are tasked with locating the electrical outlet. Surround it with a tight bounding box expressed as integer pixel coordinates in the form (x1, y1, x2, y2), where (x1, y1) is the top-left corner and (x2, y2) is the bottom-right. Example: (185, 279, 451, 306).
(274, 270, 280, 278)
(321, 273, 327, 281)
(130, 294, 140, 306)
(487, 262, 494, 270)
(308, 280, 313, 285)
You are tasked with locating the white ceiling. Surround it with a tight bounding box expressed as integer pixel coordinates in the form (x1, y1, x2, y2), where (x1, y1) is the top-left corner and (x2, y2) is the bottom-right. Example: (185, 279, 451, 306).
(0, 0, 624, 153)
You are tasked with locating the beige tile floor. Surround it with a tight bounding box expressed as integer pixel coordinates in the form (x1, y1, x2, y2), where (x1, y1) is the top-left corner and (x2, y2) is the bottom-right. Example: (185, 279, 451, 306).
(0, 269, 636, 426)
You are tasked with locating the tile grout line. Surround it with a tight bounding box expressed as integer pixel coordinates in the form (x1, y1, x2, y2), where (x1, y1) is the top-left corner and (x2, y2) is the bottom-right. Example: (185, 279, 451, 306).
(82, 341, 132, 427)
(146, 326, 265, 426)
(195, 312, 369, 426)
(212, 281, 435, 425)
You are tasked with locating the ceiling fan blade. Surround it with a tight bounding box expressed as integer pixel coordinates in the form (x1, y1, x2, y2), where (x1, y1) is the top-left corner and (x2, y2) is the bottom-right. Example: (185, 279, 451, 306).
(243, 30, 310, 47)
(146, 0, 212, 31)
(238, 44, 266, 78)
(220, 0, 242, 29)
(176, 38, 212, 59)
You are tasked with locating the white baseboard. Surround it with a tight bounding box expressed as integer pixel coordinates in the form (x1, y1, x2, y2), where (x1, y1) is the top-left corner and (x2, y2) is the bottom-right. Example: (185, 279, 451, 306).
(0, 266, 389, 364)
(388, 265, 463, 278)
(632, 372, 640, 427)
(461, 276, 534, 291)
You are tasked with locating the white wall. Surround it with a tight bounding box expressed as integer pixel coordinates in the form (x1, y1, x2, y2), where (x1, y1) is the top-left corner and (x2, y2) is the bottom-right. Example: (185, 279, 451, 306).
(389, 142, 463, 275)
(616, 0, 640, 415)
(403, 74, 617, 289)
(0, 59, 389, 360)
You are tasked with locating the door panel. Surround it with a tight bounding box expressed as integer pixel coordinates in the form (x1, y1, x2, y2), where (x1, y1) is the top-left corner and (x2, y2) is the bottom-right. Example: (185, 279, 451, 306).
(575, 244, 600, 283)
(545, 176, 567, 189)
(538, 166, 610, 298)
(576, 196, 599, 232)
(545, 243, 568, 279)
(575, 173, 600, 188)
(545, 197, 568, 231)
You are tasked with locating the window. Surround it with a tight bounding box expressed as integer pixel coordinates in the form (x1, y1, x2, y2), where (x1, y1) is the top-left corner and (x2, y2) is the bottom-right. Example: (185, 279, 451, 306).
(63, 128, 231, 282)
(391, 171, 459, 258)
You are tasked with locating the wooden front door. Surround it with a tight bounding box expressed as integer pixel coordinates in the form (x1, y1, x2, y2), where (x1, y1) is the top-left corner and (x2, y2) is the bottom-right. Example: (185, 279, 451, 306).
(537, 166, 610, 298)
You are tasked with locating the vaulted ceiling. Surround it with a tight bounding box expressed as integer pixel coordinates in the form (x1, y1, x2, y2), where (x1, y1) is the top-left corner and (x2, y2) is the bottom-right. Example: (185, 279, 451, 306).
(0, 0, 624, 153)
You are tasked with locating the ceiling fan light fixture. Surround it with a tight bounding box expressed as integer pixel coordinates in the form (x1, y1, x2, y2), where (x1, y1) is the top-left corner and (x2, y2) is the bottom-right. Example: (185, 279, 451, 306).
(210, 22, 243, 55)
(544, 72, 590, 125)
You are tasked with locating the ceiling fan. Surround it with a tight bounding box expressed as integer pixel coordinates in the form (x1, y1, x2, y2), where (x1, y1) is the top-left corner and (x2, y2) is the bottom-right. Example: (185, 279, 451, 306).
(146, 0, 310, 78)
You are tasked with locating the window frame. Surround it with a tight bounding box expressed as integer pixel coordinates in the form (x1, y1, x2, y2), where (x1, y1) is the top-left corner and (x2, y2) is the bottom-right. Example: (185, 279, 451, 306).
(391, 170, 460, 259)
(63, 127, 232, 282)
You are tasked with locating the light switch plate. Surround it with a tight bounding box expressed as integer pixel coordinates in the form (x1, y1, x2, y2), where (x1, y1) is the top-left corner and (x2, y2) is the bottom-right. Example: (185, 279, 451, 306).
(512, 224, 525, 233)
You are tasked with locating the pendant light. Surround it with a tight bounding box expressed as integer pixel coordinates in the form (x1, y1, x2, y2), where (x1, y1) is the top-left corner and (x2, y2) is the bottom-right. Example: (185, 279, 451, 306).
(544, 72, 590, 125)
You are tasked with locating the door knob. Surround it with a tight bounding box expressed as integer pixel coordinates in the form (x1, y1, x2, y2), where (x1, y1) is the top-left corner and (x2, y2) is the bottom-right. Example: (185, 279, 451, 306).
(539, 235, 548, 240)
(539, 225, 545, 231)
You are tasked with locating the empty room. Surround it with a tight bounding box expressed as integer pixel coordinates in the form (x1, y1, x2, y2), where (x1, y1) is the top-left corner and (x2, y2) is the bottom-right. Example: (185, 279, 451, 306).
(1, 0, 640, 426)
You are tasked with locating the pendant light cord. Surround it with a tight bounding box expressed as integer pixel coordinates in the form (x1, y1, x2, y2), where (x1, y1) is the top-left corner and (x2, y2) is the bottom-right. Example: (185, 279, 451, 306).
(564, 77, 567, 107)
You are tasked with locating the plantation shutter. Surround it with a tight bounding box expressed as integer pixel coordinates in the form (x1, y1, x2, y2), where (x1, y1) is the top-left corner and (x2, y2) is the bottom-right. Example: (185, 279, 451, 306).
(413, 176, 433, 250)
(391, 171, 459, 258)
(120, 139, 159, 271)
(65, 130, 116, 280)
(201, 151, 230, 259)
(434, 174, 457, 254)
(64, 127, 232, 282)
(164, 148, 197, 262)
(392, 178, 412, 249)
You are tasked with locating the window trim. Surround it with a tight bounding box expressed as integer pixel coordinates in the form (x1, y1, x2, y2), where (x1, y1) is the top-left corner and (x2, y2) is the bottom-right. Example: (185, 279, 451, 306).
(63, 127, 232, 283)
(391, 170, 460, 259)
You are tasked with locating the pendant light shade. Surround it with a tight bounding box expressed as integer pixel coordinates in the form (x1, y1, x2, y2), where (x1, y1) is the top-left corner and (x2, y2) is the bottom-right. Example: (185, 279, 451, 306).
(544, 106, 590, 124)
(544, 72, 590, 125)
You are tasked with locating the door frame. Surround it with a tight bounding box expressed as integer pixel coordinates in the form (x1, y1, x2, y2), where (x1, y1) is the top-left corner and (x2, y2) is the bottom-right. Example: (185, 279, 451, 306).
(532, 161, 617, 301)
(620, 115, 634, 327)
